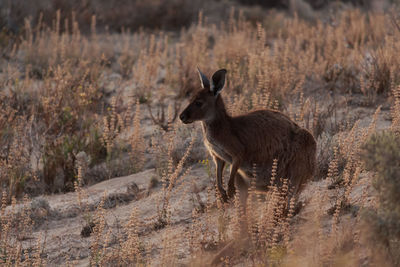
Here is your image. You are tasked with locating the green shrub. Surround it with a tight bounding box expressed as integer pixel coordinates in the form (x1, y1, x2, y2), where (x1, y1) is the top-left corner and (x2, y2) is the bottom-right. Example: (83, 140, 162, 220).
(361, 131, 400, 266)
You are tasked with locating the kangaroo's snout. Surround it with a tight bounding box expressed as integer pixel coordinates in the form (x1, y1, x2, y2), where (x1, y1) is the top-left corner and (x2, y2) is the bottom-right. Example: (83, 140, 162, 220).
(179, 110, 191, 124)
(179, 112, 186, 122)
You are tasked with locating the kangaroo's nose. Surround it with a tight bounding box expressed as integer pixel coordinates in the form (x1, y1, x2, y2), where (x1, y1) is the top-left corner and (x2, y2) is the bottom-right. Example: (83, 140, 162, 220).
(179, 112, 186, 122)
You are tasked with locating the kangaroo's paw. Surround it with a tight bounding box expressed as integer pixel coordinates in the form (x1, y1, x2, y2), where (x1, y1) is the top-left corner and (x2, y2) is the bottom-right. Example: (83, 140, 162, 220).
(219, 190, 229, 203)
(227, 185, 236, 199)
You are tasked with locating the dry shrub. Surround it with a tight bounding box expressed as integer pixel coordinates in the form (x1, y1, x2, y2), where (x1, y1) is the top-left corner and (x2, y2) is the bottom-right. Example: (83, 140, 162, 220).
(1, 15, 150, 196)
(154, 131, 196, 228)
(0, 0, 227, 34)
(392, 85, 400, 134)
(0, 193, 46, 266)
(151, 115, 204, 178)
(0, 118, 32, 200)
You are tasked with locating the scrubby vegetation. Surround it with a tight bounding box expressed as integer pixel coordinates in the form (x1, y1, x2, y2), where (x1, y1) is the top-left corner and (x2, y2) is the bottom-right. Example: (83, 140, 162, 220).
(1, 0, 400, 266)
(362, 131, 400, 266)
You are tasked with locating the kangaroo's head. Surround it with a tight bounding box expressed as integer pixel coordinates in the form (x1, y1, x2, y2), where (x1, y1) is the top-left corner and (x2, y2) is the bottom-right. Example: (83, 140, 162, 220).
(179, 68, 227, 124)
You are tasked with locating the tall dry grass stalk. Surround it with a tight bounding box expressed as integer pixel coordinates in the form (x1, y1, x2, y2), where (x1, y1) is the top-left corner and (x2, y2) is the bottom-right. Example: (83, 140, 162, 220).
(156, 133, 196, 227)
(130, 99, 145, 173)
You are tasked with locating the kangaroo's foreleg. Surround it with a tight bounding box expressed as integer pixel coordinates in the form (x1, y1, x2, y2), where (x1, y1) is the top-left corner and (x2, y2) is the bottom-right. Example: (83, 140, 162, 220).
(214, 156, 228, 202)
(227, 158, 241, 199)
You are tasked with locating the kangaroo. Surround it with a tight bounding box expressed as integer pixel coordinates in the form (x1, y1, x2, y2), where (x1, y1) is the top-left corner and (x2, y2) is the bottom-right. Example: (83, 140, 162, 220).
(179, 68, 316, 206)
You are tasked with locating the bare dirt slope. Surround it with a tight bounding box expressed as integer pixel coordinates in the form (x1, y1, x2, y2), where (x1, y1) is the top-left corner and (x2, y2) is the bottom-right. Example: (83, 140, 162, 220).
(20, 167, 211, 266)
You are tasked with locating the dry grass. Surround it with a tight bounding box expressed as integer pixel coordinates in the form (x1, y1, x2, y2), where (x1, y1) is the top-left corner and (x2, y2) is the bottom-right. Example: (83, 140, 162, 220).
(1, 3, 400, 266)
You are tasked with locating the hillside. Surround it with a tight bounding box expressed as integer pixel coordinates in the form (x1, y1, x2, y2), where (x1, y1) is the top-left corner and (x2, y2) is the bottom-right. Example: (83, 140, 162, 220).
(1, 3, 400, 266)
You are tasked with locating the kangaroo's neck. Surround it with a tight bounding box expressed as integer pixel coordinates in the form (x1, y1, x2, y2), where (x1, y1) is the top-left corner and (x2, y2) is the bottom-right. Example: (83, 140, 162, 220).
(202, 96, 230, 134)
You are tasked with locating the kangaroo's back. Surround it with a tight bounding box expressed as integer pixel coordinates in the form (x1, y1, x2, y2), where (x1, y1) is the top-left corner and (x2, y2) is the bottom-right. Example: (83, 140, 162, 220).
(228, 109, 316, 193)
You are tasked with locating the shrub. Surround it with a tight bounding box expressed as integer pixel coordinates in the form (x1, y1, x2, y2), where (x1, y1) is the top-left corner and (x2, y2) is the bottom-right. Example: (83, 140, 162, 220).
(0, 0, 207, 33)
(361, 131, 400, 266)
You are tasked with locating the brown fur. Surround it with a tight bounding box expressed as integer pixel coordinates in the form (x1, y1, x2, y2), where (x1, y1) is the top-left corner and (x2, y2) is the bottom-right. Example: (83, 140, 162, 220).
(179, 69, 316, 205)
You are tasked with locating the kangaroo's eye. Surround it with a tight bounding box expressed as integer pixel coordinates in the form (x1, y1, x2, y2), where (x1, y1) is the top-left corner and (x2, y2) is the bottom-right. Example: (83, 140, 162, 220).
(194, 101, 202, 107)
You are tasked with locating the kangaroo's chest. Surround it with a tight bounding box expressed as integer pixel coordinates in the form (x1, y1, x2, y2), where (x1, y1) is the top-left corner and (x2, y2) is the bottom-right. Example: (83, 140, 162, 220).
(203, 134, 232, 164)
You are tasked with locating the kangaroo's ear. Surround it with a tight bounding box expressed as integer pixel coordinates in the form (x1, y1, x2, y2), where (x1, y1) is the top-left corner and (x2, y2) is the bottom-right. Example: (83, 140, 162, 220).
(197, 67, 210, 89)
(211, 69, 227, 96)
